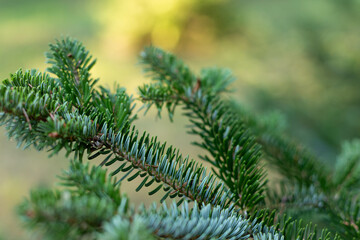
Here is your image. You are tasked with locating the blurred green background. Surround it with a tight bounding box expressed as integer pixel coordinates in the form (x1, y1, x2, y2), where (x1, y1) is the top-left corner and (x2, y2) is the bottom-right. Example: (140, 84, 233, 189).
(1, 0, 360, 238)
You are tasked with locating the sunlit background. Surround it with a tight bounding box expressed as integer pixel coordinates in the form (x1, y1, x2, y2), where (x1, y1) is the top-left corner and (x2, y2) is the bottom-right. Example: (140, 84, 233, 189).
(1, 0, 360, 238)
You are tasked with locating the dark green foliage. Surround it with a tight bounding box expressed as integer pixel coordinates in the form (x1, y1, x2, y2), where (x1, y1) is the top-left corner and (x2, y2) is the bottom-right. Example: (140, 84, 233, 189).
(0, 37, 358, 239)
(333, 140, 360, 192)
(230, 102, 330, 191)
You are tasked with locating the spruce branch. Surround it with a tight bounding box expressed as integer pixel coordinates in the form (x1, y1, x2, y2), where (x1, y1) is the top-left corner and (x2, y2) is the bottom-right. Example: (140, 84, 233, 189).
(17, 160, 277, 240)
(46, 37, 98, 108)
(1, 37, 357, 239)
(0, 38, 234, 210)
(0, 76, 234, 208)
(139, 46, 267, 211)
(18, 161, 125, 239)
(228, 101, 332, 192)
(333, 139, 360, 192)
(137, 46, 357, 239)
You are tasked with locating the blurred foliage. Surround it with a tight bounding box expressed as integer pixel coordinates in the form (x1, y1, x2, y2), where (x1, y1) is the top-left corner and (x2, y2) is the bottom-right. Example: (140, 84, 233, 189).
(1, 0, 360, 239)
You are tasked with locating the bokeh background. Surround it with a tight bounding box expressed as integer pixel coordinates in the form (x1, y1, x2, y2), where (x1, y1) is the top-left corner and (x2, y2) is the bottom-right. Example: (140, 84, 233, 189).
(1, 0, 360, 238)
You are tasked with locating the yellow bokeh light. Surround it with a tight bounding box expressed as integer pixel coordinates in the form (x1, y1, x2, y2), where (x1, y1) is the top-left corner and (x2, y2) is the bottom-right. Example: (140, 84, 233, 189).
(145, 0, 180, 15)
(96, 0, 193, 55)
(151, 22, 180, 50)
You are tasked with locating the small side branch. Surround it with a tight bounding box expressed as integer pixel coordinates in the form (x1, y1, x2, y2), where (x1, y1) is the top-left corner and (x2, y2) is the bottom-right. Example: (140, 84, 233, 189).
(22, 108, 32, 130)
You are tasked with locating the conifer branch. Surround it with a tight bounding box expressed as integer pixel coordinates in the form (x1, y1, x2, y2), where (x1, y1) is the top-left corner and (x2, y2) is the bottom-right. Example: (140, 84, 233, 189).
(0, 38, 234, 210)
(1, 37, 357, 239)
(226, 101, 332, 192)
(139, 46, 267, 211)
